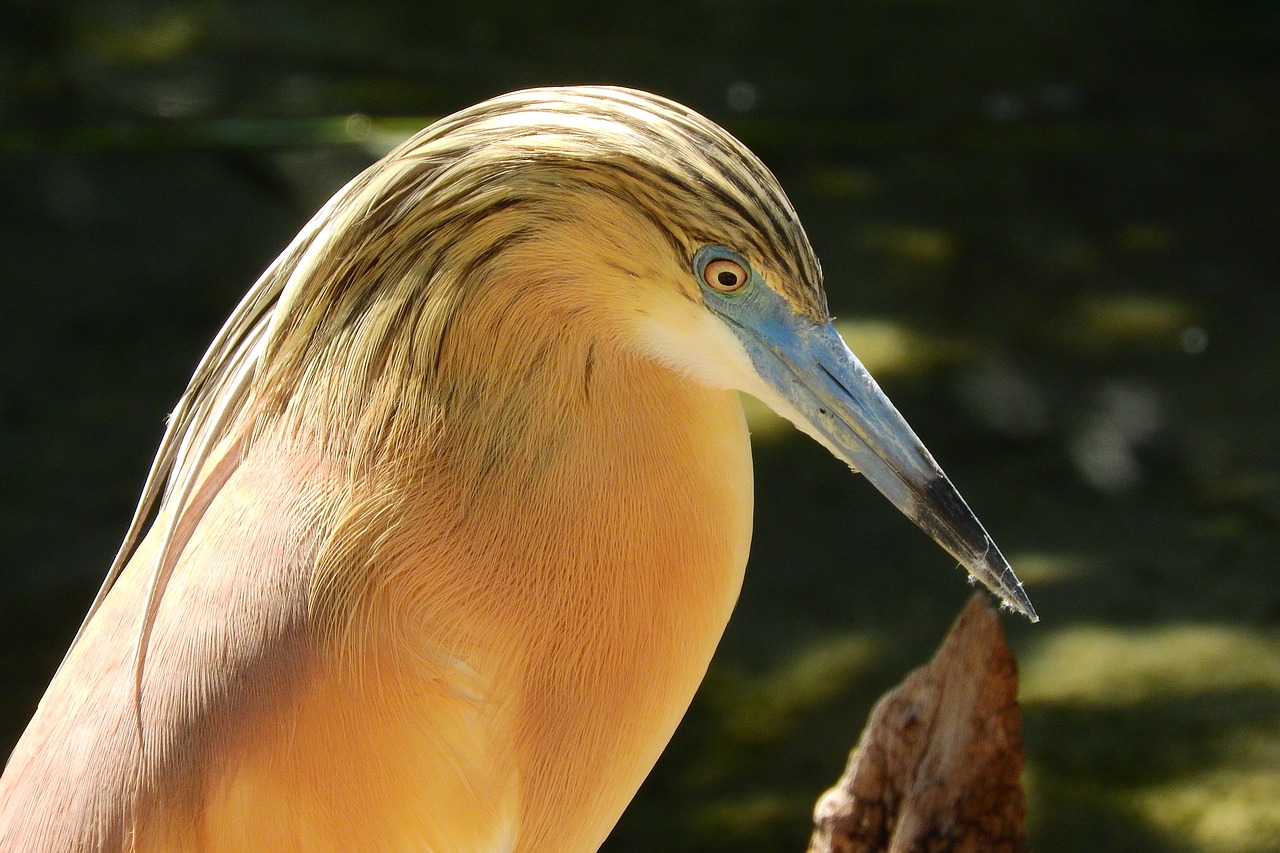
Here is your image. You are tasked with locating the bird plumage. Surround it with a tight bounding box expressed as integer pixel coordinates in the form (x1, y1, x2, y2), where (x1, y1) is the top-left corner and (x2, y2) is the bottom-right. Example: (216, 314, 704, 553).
(1, 86, 815, 851)
(1, 85, 1033, 852)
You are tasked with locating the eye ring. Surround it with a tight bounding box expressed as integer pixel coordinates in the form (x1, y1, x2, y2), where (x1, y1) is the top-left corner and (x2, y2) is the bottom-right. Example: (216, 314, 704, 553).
(701, 258, 749, 293)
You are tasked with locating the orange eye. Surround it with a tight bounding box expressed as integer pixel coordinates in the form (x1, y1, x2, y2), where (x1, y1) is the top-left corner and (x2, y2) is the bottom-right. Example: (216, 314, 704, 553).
(702, 258, 748, 293)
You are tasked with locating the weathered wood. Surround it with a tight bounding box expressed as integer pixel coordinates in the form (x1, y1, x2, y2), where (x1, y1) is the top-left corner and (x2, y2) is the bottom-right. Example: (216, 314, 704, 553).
(807, 595, 1027, 853)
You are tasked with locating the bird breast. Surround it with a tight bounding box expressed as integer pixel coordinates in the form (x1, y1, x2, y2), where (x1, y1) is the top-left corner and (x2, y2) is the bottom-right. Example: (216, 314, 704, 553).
(209, 348, 754, 852)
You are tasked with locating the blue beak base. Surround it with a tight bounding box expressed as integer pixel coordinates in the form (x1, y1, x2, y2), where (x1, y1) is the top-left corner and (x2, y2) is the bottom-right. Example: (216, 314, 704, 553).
(703, 269, 1037, 622)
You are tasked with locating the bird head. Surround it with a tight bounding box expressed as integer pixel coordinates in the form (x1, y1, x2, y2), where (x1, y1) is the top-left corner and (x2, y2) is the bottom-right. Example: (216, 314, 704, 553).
(258, 86, 1036, 620)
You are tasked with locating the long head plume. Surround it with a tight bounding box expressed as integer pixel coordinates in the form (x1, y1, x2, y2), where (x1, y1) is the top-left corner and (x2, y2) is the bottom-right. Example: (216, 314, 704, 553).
(58, 86, 826, 720)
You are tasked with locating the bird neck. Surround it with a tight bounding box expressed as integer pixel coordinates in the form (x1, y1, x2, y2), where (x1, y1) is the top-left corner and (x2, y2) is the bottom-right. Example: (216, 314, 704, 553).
(279, 270, 753, 655)
(282, 271, 606, 487)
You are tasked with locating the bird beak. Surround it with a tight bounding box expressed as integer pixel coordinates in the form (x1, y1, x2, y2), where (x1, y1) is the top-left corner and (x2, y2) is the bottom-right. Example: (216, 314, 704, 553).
(708, 284, 1038, 622)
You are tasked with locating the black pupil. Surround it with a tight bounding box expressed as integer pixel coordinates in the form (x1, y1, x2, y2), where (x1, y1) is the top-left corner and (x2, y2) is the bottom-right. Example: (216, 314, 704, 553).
(716, 270, 738, 287)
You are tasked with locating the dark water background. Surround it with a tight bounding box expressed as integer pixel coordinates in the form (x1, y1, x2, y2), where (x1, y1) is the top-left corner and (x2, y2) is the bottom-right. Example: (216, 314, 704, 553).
(1, 1, 1278, 850)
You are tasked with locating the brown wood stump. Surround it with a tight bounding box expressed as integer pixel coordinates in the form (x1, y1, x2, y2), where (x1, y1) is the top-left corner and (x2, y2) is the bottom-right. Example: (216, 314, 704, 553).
(807, 595, 1028, 853)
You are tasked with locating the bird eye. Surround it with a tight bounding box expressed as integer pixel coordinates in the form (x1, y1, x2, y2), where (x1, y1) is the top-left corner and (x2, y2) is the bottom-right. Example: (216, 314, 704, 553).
(702, 258, 748, 293)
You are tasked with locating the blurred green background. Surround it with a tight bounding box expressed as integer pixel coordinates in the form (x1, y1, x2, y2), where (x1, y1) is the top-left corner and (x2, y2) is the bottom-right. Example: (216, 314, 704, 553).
(1, 1, 1278, 850)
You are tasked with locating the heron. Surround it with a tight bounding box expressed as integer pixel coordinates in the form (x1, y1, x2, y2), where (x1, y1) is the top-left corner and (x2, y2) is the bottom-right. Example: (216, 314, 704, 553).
(0, 86, 1035, 852)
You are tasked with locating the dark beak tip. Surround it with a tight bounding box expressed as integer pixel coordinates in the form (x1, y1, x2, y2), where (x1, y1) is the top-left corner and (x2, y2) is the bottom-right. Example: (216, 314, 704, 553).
(997, 581, 1039, 623)
(1008, 594, 1040, 623)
